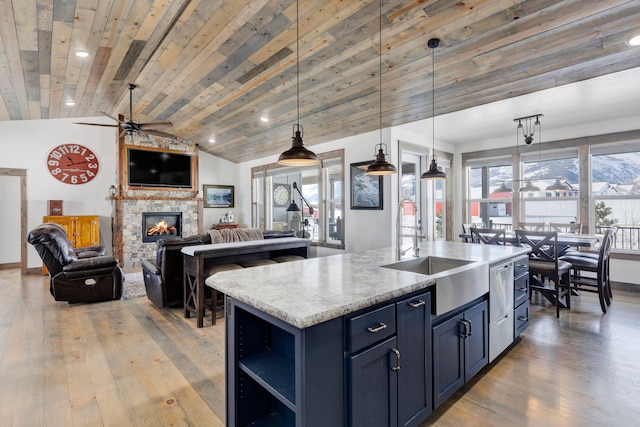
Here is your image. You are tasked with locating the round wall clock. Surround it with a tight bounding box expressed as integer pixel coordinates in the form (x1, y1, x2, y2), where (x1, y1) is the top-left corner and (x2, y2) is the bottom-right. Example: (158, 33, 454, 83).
(47, 144, 100, 185)
(273, 184, 290, 207)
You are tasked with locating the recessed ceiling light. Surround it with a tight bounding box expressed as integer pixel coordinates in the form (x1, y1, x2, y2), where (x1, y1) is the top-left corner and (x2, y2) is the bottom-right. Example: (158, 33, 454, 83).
(65, 101, 76, 106)
(260, 116, 269, 122)
(75, 51, 89, 58)
(208, 138, 215, 143)
(627, 34, 640, 46)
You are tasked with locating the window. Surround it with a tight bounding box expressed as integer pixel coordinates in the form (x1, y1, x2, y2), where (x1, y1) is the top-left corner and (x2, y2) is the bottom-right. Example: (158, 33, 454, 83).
(592, 146, 640, 250)
(520, 149, 579, 225)
(467, 158, 513, 230)
(251, 149, 344, 248)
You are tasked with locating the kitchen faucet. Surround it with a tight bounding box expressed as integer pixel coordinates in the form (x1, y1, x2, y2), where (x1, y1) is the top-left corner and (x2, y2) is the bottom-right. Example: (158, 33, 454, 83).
(396, 198, 424, 260)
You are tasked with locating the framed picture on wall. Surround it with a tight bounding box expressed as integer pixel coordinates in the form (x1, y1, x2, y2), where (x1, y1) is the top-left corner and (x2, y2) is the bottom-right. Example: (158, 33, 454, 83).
(204, 184, 235, 208)
(350, 161, 383, 210)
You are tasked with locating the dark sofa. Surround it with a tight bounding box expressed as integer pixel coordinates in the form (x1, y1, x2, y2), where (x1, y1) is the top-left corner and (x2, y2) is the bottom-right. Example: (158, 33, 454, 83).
(141, 228, 297, 308)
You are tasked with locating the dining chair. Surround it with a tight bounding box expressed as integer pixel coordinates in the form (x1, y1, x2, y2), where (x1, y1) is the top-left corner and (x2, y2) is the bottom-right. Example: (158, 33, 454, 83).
(559, 227, 615, 313)
(516, 221, 546, 231)
(549, 222, 583, 234)
(470, 227, 506, 245)
(461, 223, 473, 242)
(515, 230, 572, 318)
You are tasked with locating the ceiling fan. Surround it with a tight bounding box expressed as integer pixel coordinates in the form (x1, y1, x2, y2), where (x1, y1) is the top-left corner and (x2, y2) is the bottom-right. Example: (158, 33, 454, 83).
(74, 83, 177, 139)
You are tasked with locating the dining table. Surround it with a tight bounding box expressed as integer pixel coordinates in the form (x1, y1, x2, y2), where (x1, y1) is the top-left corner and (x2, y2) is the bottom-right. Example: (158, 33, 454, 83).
(459, 232, 599, 256)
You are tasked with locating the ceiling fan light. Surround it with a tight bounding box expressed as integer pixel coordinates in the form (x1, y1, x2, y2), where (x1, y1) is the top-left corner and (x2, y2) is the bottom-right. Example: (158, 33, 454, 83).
(420, 156, 447, 180)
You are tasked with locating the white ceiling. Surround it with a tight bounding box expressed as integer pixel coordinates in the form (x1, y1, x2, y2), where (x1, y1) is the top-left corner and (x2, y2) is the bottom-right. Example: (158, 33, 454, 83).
(397, 66, 640, 150)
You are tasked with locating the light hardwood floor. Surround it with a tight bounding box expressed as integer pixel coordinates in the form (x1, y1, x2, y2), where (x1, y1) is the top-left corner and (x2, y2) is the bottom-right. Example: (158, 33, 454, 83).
(2, 269, 639, 426)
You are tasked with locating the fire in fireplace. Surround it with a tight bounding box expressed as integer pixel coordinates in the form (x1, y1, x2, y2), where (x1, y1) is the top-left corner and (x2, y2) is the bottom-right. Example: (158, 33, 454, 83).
(142, 212, 182, 243)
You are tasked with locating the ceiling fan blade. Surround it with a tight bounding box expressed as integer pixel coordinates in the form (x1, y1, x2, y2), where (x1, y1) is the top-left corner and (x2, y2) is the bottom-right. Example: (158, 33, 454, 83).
(138, 122, 173, 130)
(73, 122, 120, 128)
(100, 111, 123, 123)
(144, 129, 178, 139)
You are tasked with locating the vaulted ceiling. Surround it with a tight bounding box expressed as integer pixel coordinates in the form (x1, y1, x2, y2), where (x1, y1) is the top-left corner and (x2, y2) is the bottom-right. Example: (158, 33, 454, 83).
(1, 0, 639, 163)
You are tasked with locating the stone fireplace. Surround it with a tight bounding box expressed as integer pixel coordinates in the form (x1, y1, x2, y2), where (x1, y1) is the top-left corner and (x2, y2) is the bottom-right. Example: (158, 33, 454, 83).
(113, 197, 202, 268)
(141, 211, 182, 243)
(111, 134, 203, 268)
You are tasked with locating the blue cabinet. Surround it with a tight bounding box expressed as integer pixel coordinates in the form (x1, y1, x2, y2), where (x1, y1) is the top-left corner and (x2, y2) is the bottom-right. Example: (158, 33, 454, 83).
(349, 292, 432, 427)
(433, 299, 489, 409)
(227, 299, 344, 427)
(513, 255, 530, 337)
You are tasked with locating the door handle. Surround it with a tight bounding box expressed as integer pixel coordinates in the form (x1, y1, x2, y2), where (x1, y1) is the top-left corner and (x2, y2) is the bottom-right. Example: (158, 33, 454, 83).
(391, 348, 401, 372)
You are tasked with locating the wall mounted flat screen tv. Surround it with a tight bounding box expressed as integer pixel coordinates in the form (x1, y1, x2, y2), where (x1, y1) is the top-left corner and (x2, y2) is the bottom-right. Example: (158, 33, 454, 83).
(127, 147, 194, 188)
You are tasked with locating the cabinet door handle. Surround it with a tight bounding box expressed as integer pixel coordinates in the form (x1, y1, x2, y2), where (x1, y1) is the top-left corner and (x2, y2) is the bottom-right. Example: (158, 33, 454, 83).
(467, 319, 473, 337)
(516, 264, 528, 268)
(518, 315, 529, 321)
(459, 319, 473, 338)
(518, 287, 528, 292)
(408, 299, 426, 308)
(391, 348, 401, 372)
(367, 323, 387, 333)
(459, 320, 468, 338)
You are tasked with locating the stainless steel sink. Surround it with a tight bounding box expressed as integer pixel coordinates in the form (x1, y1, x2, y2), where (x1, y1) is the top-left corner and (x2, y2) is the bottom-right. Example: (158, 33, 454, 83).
(381, 256, 474, 275)
(381, 256, 489, 315)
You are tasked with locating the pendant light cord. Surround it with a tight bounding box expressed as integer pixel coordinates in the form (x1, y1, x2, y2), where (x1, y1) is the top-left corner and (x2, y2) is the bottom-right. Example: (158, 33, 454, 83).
(379, 0, 383, 145)
(296, 0, 300, 127)
(431, 43, 435, 159)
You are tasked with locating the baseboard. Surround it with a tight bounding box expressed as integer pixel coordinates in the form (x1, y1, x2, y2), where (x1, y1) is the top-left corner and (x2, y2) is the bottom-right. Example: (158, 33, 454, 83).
(0, 262, 20, 270)
(611, 281, 640, 293)
(25, 267, 45, 275)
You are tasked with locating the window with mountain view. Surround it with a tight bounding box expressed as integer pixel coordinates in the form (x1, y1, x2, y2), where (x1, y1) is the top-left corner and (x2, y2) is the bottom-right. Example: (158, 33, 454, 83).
(521, 150, 579, 225)
(592, 148, 640, 250)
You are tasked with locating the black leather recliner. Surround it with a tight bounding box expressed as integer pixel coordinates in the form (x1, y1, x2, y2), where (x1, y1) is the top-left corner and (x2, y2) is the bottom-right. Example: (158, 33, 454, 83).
(27, 223, 124, 302)
(141, 234, 211, 308)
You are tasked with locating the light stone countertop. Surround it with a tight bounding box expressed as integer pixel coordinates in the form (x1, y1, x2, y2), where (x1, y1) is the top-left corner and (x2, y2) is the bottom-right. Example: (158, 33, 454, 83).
(205, 241, 530, 329)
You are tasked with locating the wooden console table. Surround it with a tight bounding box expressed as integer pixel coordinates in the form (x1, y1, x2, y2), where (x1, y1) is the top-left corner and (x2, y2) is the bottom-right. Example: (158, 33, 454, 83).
(181, 238, 310, 327)
(213, 223, 239, 230)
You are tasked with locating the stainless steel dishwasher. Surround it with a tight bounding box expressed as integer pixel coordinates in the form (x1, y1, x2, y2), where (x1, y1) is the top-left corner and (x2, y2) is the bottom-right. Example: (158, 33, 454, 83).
(489, 261, 514, 362)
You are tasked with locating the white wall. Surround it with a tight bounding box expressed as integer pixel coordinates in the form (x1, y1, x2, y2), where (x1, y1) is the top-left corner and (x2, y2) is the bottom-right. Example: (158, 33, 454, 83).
(198, 150, 241, 228)
(0, 117, 240, 269)
(0, 175, 21, 264)
(235, 127, 453, 256)
(0, 117, 118, 269)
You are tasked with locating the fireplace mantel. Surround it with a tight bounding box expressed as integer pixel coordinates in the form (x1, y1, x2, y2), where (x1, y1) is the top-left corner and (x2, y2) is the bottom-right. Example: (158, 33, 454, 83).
(109, 196, 203, 201)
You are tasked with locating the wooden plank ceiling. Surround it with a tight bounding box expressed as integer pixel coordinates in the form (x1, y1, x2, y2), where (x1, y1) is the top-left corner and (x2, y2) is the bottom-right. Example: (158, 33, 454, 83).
(1, 0, 639, 163)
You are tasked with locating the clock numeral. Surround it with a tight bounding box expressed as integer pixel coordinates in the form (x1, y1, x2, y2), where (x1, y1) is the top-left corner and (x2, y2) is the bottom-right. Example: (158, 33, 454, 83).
(80, 174, 88, 182)
(50, 168, 61, 175)
(88, 163, 98, 169)
(48, 160, 59, 166)
(61, 173, 70, 182)
(86, 170, 95, 177)
(85, 154, 95, 161)
(71, 175, 78, 184)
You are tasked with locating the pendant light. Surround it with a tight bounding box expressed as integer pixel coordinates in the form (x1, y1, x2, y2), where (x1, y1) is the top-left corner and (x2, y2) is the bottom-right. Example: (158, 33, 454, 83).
(421, 38, 446, 181)
(277, 0, 319, 166)
(492, 181, 513, 194)
(365, 0, 397, 176)
(515, 114, 543, 192)
(546, 177, 571, 192)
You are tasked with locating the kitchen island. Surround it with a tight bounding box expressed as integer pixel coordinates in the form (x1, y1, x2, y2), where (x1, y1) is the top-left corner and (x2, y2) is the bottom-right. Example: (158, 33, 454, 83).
(206, 241, 530, 427)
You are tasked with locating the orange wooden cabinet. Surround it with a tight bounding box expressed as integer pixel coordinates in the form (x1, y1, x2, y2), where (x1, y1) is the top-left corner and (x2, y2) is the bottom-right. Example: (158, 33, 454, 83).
(42, 215, 100, 274)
